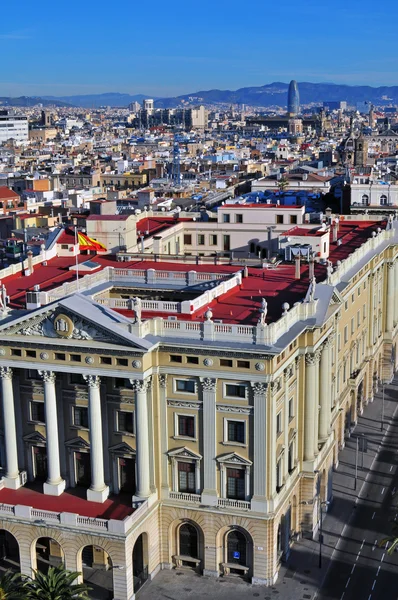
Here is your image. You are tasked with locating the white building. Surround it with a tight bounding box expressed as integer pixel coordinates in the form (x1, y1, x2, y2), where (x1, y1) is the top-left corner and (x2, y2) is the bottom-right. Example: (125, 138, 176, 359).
(0, 110, 28, 143)
(350, 179, 398, 212)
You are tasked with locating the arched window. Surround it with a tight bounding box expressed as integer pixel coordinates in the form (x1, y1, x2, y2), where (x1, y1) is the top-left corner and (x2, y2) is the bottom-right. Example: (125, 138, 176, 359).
(380, 194, 388, 206)
(227, 530, 247, 565)
(361, 194, 369, 205)
(179, 524, 198, 558)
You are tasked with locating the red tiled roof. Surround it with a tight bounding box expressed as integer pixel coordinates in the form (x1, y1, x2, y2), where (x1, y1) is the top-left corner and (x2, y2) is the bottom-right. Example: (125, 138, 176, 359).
(0, 187, 19, 200)
(0, 485, 133, 520)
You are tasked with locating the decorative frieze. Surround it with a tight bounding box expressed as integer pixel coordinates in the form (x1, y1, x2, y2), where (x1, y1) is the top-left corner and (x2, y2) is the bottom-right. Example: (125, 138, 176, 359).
(167, 400, 202, 409)
(216, 404, 252, 415)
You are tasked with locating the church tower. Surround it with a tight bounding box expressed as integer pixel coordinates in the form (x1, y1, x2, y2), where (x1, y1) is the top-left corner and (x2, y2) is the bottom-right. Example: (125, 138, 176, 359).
(354, 132, 369, 167)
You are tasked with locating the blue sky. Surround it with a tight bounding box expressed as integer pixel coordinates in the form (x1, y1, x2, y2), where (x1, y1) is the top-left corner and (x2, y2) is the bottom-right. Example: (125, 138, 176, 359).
(1, 0, 397, 97)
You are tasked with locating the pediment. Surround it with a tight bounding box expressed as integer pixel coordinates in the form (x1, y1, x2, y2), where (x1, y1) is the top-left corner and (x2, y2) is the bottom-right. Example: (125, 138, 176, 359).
(330, 288, 343, 305)
(109, 442, 136, 455)
(168, 447, 202, 460)
(23, 431, 46, 445)
(216, 452, 252, 466)
(65, 436, 90, 449)
(0, 293, 151, 351)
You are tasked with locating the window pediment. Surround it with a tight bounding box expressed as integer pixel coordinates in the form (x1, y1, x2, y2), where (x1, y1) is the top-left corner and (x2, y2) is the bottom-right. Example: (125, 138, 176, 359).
(168, 446, 202, 460)
(217, 452, 252, 466)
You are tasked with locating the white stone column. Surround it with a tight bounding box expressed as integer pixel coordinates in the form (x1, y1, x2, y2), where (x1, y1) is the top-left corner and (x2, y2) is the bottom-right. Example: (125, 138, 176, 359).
(84, 375, 109, 503)
(0, 367, 21, 489)
(319, 336, 333, 442)
(314, 353, 320, 456)
(304, 352, 320, 462)
(159, 375, 169, 497)
(39, 371, 65, 496)
(386, 262, 395, 333)
(200, 377, 218, 506)
(394, 259, 398, 327)
(251, 382, 268, 511)
(269, 380, 277, 496)
(368, 273, 375, 349)
(131, 378, 152, 500)
(283, 369, 290, 476)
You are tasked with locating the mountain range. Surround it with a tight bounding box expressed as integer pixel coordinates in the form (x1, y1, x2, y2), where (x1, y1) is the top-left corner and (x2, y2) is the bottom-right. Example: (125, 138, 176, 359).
(1, 83, 398, 109)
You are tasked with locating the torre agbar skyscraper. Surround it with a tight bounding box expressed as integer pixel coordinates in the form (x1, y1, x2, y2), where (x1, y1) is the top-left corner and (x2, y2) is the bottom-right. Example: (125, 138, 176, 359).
(287, 80, 300, 117)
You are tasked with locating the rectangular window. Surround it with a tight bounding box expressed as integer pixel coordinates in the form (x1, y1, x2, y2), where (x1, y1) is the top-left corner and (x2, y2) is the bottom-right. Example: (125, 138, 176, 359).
(118, 411, 134, 434)
(31, 401, 45, 422)
(338, 333, 341, 352)
(115, 378, 128, 388)
(363, 305, 366, 321)
(55, 352, 66, 361)
(344, 326, 348, 344)
(100, 356, 112, 365)
(178, 462, 196, 493)
(225, 384, 246, 398)
(220, 358, 233, 367)
(223, 214, 230, 223)
(210, 234, 218, 246)
(175, 379, 195, 393)
(170, 355, 182, 363)
(288, 397, 294, 420)
(184, 234, 192, 245)
(26, 350, 36, 358)
(351, 317, 355, 334)
(276, 214, 284, 224)
(73, 406, 89, 428)
(237, 360, 250, 369)
(235, 213, 243, 223)
(178, 415, 195, 438)
(227, 420, 245, 444)
(357, 310, 360, 328)
(186, 356, 199, 364)
(70, 373, 85, 385)
(70, 354, 81, 362)
(223, 235, 230, 251)
(27, 369, 40, 380)
(290, 215, 297, 224)
(226, 468, 245, 500)
(276, 411, 282, 435)
(197, 234, 205, 246)
(11, 348, 21, 356)
(117, 358, 128, 367)
(276, 458, 283, 490)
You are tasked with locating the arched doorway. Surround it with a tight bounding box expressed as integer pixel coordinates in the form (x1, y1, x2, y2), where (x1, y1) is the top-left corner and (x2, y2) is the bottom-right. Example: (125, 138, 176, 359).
(133, 533, 148, 593)
(226, 530, 247, 571)
(35, 537, 64, 574)
(0, 530, 20, 573)
(179, 523, 198, 559)
(81, 545, 113, 600)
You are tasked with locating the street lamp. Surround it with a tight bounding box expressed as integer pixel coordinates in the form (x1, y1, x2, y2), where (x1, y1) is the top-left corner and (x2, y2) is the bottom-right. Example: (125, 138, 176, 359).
(314, 469, 329, 568)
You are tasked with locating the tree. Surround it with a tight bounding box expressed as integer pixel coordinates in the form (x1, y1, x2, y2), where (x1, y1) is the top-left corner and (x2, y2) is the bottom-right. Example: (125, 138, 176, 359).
(26, 566, 90, 600)
(277, 176, 289, 198)
(0, 571, 28, 600)
(380, 521, 398, 554)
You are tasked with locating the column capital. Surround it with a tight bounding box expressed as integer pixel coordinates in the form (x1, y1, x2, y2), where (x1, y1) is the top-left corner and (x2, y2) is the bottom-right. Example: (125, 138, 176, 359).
(251, 382, 268, 396)
(323, 334, 335, 349)
(130, 377, 152, 393)
(83, 374, 101, 388)
(158, 374, 167, 388)
(305, 351, 320, 365)
(38, 370, 56, 384)
(200, 377, 217, 392)
(0, 367, 12, 380)
(387, 261, 395, 270)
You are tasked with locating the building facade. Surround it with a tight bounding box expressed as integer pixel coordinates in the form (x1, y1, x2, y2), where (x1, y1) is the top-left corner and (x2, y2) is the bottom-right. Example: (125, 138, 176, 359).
(0, 110, 29, 143)
(0, 218, 397, 598)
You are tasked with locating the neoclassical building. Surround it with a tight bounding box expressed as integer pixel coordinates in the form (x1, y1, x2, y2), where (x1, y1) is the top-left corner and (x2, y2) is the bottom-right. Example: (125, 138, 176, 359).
(0, 216, 397, 598)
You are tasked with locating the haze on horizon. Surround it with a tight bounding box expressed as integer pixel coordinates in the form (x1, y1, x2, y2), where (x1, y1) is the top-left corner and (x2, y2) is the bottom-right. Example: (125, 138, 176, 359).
(1, 0, 396, 98)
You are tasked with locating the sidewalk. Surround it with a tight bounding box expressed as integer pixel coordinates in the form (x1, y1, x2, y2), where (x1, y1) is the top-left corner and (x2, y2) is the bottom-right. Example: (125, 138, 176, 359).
(274, 378, 398, 600)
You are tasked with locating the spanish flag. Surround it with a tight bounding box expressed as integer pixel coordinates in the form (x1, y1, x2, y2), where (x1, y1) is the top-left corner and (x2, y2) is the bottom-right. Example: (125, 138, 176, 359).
(77, 232, 107, 251)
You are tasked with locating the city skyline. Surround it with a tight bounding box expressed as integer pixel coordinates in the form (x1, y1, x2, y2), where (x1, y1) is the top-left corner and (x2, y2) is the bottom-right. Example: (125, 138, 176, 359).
(1, 0, 397, 97)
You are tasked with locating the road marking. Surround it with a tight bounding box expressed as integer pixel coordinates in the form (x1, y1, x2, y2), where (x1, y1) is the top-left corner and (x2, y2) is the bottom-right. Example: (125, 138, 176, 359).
(381, 487, 385, 495)
(372, 580, 377, 590)
(340, 593, 345, 600)
(368, 595, 372, 600)
(381, 553, 385, 562)
(372, 540, 377, 551)
(377, 566, 380, 576)
(361, 539, 365, 549)
(385, 541, 389, 549)
(390, 465, 393, 472)
(372, 511, 376, 519)
(355, 554, 359, 562)
(351, 564, 356, 574)
(345, 577, 351, 588)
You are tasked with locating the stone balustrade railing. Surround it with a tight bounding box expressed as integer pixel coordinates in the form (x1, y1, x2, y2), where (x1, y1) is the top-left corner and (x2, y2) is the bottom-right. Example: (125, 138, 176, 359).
(0, 498, 150, 536)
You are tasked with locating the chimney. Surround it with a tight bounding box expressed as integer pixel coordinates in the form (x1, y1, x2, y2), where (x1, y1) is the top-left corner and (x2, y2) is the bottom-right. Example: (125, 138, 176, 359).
(26, 250, 34, 276)
(309, 253, 315, 279)
(295, 254, 301, 279)
(333, 224, 338, 243)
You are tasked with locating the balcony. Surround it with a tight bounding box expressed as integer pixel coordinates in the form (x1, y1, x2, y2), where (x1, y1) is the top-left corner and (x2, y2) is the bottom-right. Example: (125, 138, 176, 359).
(217, 498, 250, 510)
(169, 491, 201, 503)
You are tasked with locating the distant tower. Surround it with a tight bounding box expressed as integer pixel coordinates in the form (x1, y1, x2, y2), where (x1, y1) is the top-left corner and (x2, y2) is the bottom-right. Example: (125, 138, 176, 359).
(171, 139, 181, 184)
(287, 80, 300, 117)
(369, 104, 375, 129)
(143, 98, 154, 115)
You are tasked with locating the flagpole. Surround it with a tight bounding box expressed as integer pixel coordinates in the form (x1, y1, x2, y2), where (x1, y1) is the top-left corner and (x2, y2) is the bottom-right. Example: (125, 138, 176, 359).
(75, 226, 79, 291)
